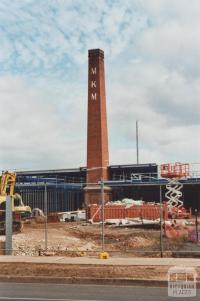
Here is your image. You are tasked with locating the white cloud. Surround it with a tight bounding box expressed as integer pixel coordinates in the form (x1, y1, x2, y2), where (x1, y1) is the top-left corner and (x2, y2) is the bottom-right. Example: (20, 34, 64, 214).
(0, 0, 146, 74)
(0, 75, 86, 170)
(137, 0, 200, 77)
(0, 0, 200, 170)
(108, 60, 200, 165)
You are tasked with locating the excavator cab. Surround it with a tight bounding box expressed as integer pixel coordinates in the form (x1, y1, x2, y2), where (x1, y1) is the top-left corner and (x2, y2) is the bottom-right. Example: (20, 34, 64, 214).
(0, 194, 31, 218)
(0, 171, 31, 233)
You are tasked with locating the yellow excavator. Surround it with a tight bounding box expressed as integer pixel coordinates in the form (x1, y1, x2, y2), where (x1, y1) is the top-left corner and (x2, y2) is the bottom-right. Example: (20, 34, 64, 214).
(0, 171, 31, 233)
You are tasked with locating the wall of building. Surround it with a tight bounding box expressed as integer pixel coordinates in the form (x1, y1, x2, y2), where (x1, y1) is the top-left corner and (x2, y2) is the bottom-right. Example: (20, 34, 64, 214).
(16, 164, 200, 213)
(112, 184, 200, 213)
(16, 184, 84, 213)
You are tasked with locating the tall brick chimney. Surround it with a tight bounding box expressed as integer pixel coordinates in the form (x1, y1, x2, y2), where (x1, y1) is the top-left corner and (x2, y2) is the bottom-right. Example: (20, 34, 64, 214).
(84, 49, 112, 205)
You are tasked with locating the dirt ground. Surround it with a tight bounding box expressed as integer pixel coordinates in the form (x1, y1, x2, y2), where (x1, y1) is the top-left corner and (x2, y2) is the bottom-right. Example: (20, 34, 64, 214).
(1, 220, 200, 257)
(0, 262, 187, 281)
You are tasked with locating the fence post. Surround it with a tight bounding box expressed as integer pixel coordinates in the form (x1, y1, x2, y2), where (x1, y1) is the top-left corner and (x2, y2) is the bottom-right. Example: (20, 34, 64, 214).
(195, 209, 198, 243)
(5, 196, 12, 255)
(44, 183, 48, 251)
(101, 179, 105, 252)
(160, 185, 163, 258)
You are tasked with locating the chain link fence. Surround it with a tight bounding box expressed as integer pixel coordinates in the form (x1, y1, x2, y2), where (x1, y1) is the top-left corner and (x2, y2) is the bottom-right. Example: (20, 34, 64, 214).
(0, 180, 200, 257)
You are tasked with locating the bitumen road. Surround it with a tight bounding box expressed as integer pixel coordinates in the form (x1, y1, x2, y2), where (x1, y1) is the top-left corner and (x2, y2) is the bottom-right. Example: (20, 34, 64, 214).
(0, 282, 199, 301)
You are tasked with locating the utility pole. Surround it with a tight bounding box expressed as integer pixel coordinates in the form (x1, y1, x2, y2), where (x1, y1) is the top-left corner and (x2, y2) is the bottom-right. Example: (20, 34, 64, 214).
(136, 120, 139, 164)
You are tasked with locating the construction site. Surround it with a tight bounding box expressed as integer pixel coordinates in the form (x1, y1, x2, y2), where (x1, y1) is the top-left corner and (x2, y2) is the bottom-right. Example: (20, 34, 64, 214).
(0, 49, 200, 259)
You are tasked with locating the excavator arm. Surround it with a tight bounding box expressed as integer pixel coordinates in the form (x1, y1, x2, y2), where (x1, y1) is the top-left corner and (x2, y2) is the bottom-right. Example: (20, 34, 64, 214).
(0, 171, 16, 196)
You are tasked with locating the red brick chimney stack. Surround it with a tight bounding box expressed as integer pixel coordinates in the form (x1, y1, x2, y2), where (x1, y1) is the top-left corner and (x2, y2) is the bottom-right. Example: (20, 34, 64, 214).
(84, 49, 112, 205)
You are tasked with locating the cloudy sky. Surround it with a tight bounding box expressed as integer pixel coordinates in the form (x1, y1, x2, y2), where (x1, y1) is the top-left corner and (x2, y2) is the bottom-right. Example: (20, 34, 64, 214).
(0, 0, 200, 171)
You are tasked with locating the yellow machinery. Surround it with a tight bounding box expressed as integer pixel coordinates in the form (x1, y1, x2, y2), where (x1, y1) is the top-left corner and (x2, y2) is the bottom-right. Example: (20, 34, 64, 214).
(0, 171, 31, 233)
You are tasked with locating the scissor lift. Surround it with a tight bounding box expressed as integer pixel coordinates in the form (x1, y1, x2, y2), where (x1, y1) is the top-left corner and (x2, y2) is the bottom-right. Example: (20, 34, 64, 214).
(161, 163, 191, 219)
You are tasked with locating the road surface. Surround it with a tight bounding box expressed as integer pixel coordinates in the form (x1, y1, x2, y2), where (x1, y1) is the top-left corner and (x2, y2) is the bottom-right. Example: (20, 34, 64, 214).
(0, 282, 199, 300)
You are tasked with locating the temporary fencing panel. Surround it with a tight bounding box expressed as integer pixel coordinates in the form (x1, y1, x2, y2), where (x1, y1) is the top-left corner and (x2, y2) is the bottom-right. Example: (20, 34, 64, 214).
(87, 204, 168, 222)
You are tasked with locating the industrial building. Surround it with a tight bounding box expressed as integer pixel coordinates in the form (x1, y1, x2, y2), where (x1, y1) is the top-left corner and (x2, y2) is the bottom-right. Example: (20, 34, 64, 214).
(15, 163, 200, 214)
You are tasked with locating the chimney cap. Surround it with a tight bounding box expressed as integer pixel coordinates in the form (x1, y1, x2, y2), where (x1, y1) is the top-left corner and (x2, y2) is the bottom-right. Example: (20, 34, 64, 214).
(88, 49, 104, 58)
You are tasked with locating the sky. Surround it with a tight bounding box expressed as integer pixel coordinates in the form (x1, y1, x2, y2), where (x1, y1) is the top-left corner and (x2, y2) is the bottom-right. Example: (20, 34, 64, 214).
(0, 0, 200, 170)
